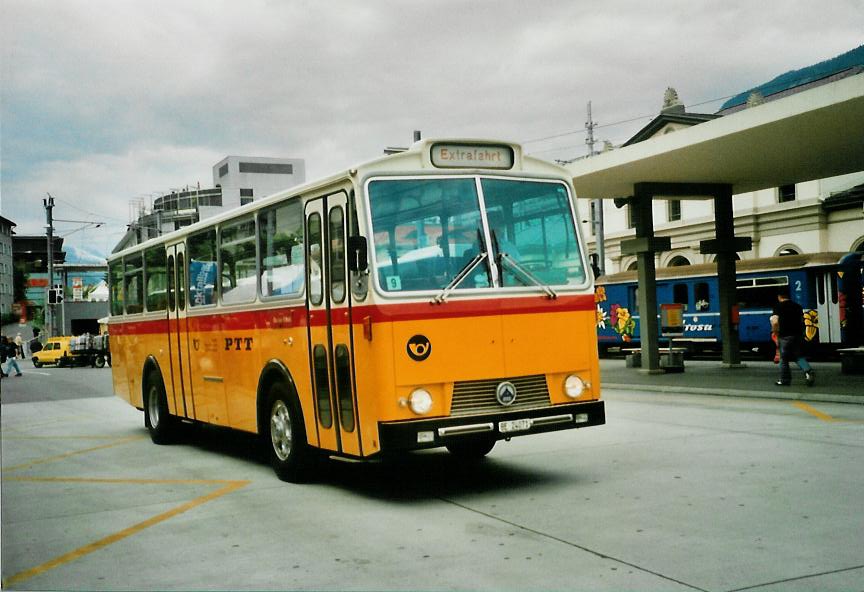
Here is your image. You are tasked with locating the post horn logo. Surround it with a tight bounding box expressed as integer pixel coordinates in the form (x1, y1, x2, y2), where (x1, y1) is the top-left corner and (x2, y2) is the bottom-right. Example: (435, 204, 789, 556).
(496, 381, 517, 406)
(407, 335, 432, 362)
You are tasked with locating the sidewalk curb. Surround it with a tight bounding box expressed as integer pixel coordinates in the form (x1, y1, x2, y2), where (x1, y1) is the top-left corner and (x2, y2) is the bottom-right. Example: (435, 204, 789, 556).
(602, 382, 864, 405)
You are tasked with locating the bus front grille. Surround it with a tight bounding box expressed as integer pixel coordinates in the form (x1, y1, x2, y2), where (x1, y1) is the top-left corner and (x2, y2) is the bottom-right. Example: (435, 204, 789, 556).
(450, 374, 551, 417)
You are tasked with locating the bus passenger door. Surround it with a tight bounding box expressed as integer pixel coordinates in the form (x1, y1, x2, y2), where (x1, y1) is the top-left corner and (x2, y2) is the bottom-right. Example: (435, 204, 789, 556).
(167, 243, 195, 420)
(815, 271, 841, 343)
(305, 193, 361, 456)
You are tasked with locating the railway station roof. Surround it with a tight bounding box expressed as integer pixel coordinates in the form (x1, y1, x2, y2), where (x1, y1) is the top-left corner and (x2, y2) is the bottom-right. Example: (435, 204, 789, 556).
(566, 72, 864, 199)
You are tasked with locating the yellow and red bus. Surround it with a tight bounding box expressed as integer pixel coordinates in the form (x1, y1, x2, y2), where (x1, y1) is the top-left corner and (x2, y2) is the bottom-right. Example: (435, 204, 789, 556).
(108, 139, 605, 482)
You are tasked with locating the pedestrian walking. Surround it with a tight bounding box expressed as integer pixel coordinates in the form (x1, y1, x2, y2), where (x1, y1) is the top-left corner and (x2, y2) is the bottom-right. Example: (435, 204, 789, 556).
(1, 335, 23, 377)
(15, 332, 24, 359)
(770, 286, 814, 387)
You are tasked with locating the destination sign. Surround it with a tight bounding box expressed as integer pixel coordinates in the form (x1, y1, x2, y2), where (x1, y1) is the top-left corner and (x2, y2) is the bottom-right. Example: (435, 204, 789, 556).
(430, 143, 513, 169)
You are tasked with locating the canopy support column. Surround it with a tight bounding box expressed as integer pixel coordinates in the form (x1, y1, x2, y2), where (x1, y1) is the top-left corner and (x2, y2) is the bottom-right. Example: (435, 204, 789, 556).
(620, 184, 671, 373)
(701, 185, 752, 367)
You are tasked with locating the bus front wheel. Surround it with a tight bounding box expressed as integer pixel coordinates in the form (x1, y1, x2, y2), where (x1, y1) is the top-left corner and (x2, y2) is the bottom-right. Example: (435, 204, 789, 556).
(446, 436, 496, 460)
(144, 369, 176, 444)
(266, 383, 313, 483)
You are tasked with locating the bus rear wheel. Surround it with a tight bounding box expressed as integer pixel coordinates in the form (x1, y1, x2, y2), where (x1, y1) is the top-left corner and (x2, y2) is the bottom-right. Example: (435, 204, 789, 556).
(266, 383, 313, 483)
(144, 369, 176, 444)
(446, 436, 496, 460)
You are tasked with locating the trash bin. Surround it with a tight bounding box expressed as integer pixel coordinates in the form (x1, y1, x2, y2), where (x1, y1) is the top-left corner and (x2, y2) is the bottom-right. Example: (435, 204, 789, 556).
(660, 350, 685, 373)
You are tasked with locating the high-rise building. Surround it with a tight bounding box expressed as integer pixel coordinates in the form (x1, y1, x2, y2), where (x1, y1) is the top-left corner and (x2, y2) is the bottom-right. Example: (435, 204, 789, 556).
(114, 156, 305, 252)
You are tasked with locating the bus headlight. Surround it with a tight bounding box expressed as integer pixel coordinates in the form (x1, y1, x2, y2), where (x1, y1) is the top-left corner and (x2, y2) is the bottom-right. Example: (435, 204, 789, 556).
(409, 388, 433, 415)
(564, 374, 587, 399)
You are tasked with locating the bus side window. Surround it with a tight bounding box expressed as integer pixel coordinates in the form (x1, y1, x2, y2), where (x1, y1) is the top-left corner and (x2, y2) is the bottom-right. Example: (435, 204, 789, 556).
(673, 283, 688, 312)
(329, 206, 346, 304)
(259, 199, 304, 299)
(695, 282, 710, 311)
(124, 253, 144, 314)
(145, 246, 167, 312)
(334, 344, 354, 432)
(177, 252, 186, 310)
(167, 254, 176, 312)
(109, 260, 124, 316)
(307, 214, 324, 306)
(220, 215, 257, 305)
(189, 229, 217, 307)
(313, 345, 332, 428)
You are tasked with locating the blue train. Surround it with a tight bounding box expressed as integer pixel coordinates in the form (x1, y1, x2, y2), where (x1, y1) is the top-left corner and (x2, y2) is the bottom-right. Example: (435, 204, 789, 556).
(595, 252, 864, 357)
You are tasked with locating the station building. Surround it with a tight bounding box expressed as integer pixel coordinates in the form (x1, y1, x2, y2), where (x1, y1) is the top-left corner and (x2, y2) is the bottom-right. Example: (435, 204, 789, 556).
(114, 155, 305, 252)
(576, 46, 864, 275)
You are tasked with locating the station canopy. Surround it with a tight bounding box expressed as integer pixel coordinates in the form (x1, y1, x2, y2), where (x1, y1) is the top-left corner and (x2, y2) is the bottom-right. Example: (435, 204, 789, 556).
(566, 73, 864, 199)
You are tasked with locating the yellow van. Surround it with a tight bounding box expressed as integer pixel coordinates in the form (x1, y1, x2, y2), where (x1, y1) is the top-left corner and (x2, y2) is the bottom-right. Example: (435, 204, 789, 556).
(32, 336, 73, 368)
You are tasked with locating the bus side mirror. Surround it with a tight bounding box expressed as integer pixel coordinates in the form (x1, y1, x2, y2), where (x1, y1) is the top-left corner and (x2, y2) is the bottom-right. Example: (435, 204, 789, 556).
(348, 236, 368, 272)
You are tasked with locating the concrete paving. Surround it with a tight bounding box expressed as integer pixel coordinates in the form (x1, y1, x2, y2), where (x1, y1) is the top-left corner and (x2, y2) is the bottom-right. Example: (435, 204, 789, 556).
(601, 357, 864, 404)
(2, 362, 864, 591)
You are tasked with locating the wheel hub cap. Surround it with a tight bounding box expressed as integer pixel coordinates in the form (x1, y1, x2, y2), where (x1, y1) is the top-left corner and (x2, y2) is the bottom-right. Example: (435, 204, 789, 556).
(270, 400, 293, 461)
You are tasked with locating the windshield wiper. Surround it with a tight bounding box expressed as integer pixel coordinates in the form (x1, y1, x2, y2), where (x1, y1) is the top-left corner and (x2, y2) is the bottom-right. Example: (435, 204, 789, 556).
(432, 251, 488, 304)
(497, 251, 558, 299)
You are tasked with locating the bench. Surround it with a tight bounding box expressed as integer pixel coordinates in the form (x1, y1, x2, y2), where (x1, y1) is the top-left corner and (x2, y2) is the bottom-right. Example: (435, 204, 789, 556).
(837, 347, 864, 375)
(624, 347, 687, 372)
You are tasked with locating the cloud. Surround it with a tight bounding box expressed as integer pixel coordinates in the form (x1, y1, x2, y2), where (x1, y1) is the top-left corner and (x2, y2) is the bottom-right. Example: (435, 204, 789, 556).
(1, 144, 224, 257)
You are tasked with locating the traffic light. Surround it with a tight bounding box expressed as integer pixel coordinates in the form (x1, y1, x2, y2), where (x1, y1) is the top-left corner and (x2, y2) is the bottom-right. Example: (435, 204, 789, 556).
(47, 287, 64, 304)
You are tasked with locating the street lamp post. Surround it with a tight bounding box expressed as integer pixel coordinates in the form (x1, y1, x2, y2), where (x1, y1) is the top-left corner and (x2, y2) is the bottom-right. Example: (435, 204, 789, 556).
(44, 194, 55, 337)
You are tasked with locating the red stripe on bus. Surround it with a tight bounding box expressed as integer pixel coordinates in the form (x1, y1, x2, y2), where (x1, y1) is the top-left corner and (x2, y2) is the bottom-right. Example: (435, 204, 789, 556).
(352, 294, 595, 323)
(110, 307, 307, 335)
(109, 294, 595, 335)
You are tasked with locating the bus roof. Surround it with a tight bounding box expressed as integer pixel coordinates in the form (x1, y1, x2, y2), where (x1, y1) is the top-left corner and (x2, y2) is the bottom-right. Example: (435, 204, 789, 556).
(596, 252, 852, 285)
(109, 138, 569, 261)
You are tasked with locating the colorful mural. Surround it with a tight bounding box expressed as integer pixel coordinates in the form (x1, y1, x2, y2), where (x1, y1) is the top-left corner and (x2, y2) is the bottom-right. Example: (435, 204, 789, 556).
(804, 309, 819, 342)
(611, 305, 636, 342)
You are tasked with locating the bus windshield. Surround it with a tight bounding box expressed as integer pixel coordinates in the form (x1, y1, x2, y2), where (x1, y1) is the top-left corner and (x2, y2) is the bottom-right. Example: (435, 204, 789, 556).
(368, 177, 585, 294)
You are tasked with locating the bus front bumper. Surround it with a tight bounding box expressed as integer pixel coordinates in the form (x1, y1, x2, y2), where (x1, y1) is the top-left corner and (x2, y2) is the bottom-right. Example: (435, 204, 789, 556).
(378, 400, 605, 452)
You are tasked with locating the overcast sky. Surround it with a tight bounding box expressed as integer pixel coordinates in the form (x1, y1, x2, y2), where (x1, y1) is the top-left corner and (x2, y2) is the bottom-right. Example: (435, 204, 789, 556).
(1, 0, 862, 261)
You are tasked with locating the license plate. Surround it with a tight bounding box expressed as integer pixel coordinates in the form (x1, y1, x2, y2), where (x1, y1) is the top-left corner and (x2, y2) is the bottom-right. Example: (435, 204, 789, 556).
(499, 418, 532, 433)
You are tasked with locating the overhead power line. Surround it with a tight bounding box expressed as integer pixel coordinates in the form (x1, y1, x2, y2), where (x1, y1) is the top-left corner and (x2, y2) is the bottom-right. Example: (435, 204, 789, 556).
(521, 91, 740, 147)
(55, 197, 125, 224)
(522, 113, 652, 145)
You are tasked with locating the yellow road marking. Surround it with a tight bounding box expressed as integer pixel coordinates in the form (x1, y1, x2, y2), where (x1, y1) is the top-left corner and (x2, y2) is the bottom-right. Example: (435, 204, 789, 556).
(2, 435, 135, 440)
(0, 435, 145, 473)
(792, 402, 837, 422)
(2, 477, 250, 588)
(4, 476, 247, 486)
(1, 415, 103, 430)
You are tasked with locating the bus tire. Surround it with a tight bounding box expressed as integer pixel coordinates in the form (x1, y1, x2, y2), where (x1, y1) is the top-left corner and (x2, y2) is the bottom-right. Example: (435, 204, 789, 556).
(446, 436, 496, 460)
(94, 355, 106, 368)
(266, 382, 313, 483)
(144, 369, 176, 445)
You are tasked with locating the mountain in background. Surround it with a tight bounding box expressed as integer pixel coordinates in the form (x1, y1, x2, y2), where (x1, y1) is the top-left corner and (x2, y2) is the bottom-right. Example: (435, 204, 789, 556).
(720, 44, 864, 112)
(64, 244, 107, 265)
